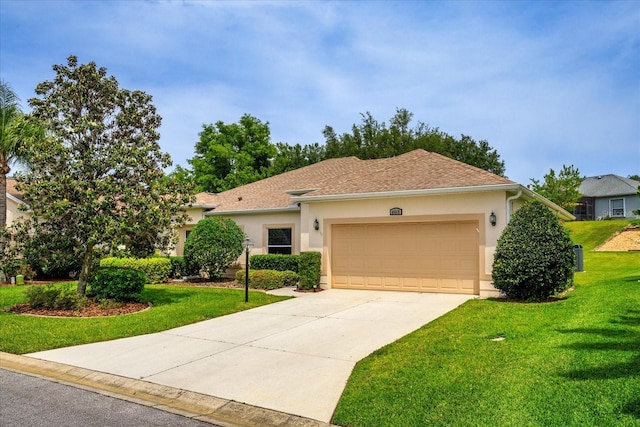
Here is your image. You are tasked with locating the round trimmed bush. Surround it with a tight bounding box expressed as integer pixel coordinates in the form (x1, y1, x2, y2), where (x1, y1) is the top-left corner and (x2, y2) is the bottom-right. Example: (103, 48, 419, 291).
(89, 267, 146, 301)
(184, 217, 244, 278)
(492, 200, 575, 301)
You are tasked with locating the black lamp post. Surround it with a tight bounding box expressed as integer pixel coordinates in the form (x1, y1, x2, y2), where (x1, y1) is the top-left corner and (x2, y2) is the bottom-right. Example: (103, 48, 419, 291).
(242, 236, 254, 302)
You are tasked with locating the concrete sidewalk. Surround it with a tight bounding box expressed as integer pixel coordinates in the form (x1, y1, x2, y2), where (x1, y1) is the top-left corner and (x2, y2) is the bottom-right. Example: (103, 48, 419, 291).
(26, 289, 474, 423)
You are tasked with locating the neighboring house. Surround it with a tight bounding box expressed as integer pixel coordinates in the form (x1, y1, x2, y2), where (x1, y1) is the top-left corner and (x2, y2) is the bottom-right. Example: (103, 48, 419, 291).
(178, 149, 574, 297)
(574, 174, 640, 221)
(4, 178, 29, 226)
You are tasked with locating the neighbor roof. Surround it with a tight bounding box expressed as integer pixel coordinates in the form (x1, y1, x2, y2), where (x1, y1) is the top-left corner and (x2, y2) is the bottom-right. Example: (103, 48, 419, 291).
(579, 174, 640, 198)
(192, 192, 218, 208)
(5, 178, 24, 203)
(206, 149, 515, 213)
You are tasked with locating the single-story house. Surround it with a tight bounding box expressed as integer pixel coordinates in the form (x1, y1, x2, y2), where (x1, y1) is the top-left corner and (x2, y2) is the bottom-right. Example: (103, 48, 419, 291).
(574, 174, 640, 220)
(178, 149, 574, 297)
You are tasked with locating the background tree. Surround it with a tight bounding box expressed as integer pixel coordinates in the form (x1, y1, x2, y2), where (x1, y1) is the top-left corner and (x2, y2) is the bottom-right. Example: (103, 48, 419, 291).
(492, 200, 575, 301)
(183, 217, 244, 278)
(322, 108, 506, 176)
(188, 114, 277, 193)
(181, 108, 505, 193)
(269, 142, 326, 175)
(22, 55, 193, 295)
(530, 165, 583, 212)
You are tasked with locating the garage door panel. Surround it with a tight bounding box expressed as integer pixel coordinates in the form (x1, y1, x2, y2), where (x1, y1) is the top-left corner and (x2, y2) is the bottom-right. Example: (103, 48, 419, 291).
(383, 277, 401, 289)
(401, 277, 420, 289)
(460, 279, 476, 290)
(420, 278, 439, 290)
(332, 222, 479, 294)
(440, 278, 461, 289)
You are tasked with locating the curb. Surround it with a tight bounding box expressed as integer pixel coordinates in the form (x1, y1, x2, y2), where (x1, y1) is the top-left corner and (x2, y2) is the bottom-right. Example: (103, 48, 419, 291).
(0, 352, 333, 427)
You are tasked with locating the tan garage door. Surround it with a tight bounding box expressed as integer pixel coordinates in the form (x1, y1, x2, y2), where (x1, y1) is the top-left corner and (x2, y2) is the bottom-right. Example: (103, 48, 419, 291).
(332, 222, 479, 294)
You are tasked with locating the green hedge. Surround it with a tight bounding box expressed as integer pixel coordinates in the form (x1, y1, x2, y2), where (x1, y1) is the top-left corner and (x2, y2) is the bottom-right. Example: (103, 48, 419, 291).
(100, 257, 172, 284)
(249, 254, 300, 273)
(89, 267, 146, 301)
(235, 269, 299, 290)
(298, 251, 321, 290)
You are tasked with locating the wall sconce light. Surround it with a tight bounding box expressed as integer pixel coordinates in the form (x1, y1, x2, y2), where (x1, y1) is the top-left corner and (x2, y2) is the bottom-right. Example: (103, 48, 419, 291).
(313, 218, 320, 231)
(489, 211, 497, 227)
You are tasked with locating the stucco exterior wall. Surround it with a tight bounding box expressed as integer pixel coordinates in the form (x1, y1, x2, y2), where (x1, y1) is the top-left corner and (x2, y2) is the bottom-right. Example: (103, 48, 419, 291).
(170, 207, 210, 257)
(215, 211, 301, 264)
(172, 209, 301, 259)
(301, 191, 508, 297)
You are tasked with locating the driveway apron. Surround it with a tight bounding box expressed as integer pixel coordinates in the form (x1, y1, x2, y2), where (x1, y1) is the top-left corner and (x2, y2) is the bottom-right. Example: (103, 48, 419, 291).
(28, 289, 474, 422)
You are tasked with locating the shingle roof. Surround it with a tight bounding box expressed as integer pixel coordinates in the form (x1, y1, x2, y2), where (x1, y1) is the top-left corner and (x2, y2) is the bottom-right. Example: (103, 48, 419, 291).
(579, 174, 640, 198)
(5, 178, 24, 203)
(208, 149, 514, 213)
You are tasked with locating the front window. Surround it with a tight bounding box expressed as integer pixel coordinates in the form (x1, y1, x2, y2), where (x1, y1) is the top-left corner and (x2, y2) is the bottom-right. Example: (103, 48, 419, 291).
(267, 228, 292, 254)
(610, 199, 624, 217)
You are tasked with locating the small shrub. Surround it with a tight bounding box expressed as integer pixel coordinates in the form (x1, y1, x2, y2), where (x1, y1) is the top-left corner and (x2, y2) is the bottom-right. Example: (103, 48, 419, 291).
(25, 284, 87, 310)
(249, 254, 300, 273)
(298, 251, 321, 290)
(184, 217, 244, 278)
(25, 284, 59, 308)
(89, 267, 146, 301)
(235, 269, 299, 290)
(492, 200, 575, 301)
(100, 257, 171, 284)
(53, 285, 87, 310)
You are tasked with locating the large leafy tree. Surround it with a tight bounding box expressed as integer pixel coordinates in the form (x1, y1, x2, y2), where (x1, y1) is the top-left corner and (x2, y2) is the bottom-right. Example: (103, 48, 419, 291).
(322, 108, 506, 176)
(530, 165, 583, 212)
(188, 114, 277, 193)
(22, 55, 193, 294)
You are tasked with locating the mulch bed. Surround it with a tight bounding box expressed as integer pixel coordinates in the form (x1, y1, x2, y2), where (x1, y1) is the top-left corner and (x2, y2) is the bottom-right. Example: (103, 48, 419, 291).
(3, 278, 315, 317)
(6, 300, 151, 318)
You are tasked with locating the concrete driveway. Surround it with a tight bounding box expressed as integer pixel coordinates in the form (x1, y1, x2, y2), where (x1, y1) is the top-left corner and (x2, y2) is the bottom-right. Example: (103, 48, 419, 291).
(29, 289, 474, 422)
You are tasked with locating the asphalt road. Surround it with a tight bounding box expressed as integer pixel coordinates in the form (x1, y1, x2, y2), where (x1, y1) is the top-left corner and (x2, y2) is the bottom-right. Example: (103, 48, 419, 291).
(0, 369, 219, 427)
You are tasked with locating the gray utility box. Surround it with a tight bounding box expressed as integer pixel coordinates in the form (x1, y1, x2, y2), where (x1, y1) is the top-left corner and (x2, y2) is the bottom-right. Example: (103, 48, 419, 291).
(574, 244, 584, 272)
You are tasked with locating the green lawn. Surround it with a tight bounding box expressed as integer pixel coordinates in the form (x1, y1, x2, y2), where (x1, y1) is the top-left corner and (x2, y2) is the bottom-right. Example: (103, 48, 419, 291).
(0, 285, 289, 354)
(333, 220, 640, 427)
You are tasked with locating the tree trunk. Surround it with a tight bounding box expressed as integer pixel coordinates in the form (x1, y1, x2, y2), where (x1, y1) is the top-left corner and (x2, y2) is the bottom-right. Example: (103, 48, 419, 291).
(0, 170, 8, 228)
(0, 170, 8, 259)
(76, 246, 94, 295)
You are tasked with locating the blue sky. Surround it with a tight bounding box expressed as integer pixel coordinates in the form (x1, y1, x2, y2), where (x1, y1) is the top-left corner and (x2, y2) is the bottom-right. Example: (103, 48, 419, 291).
(1, 0, 638, 185)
